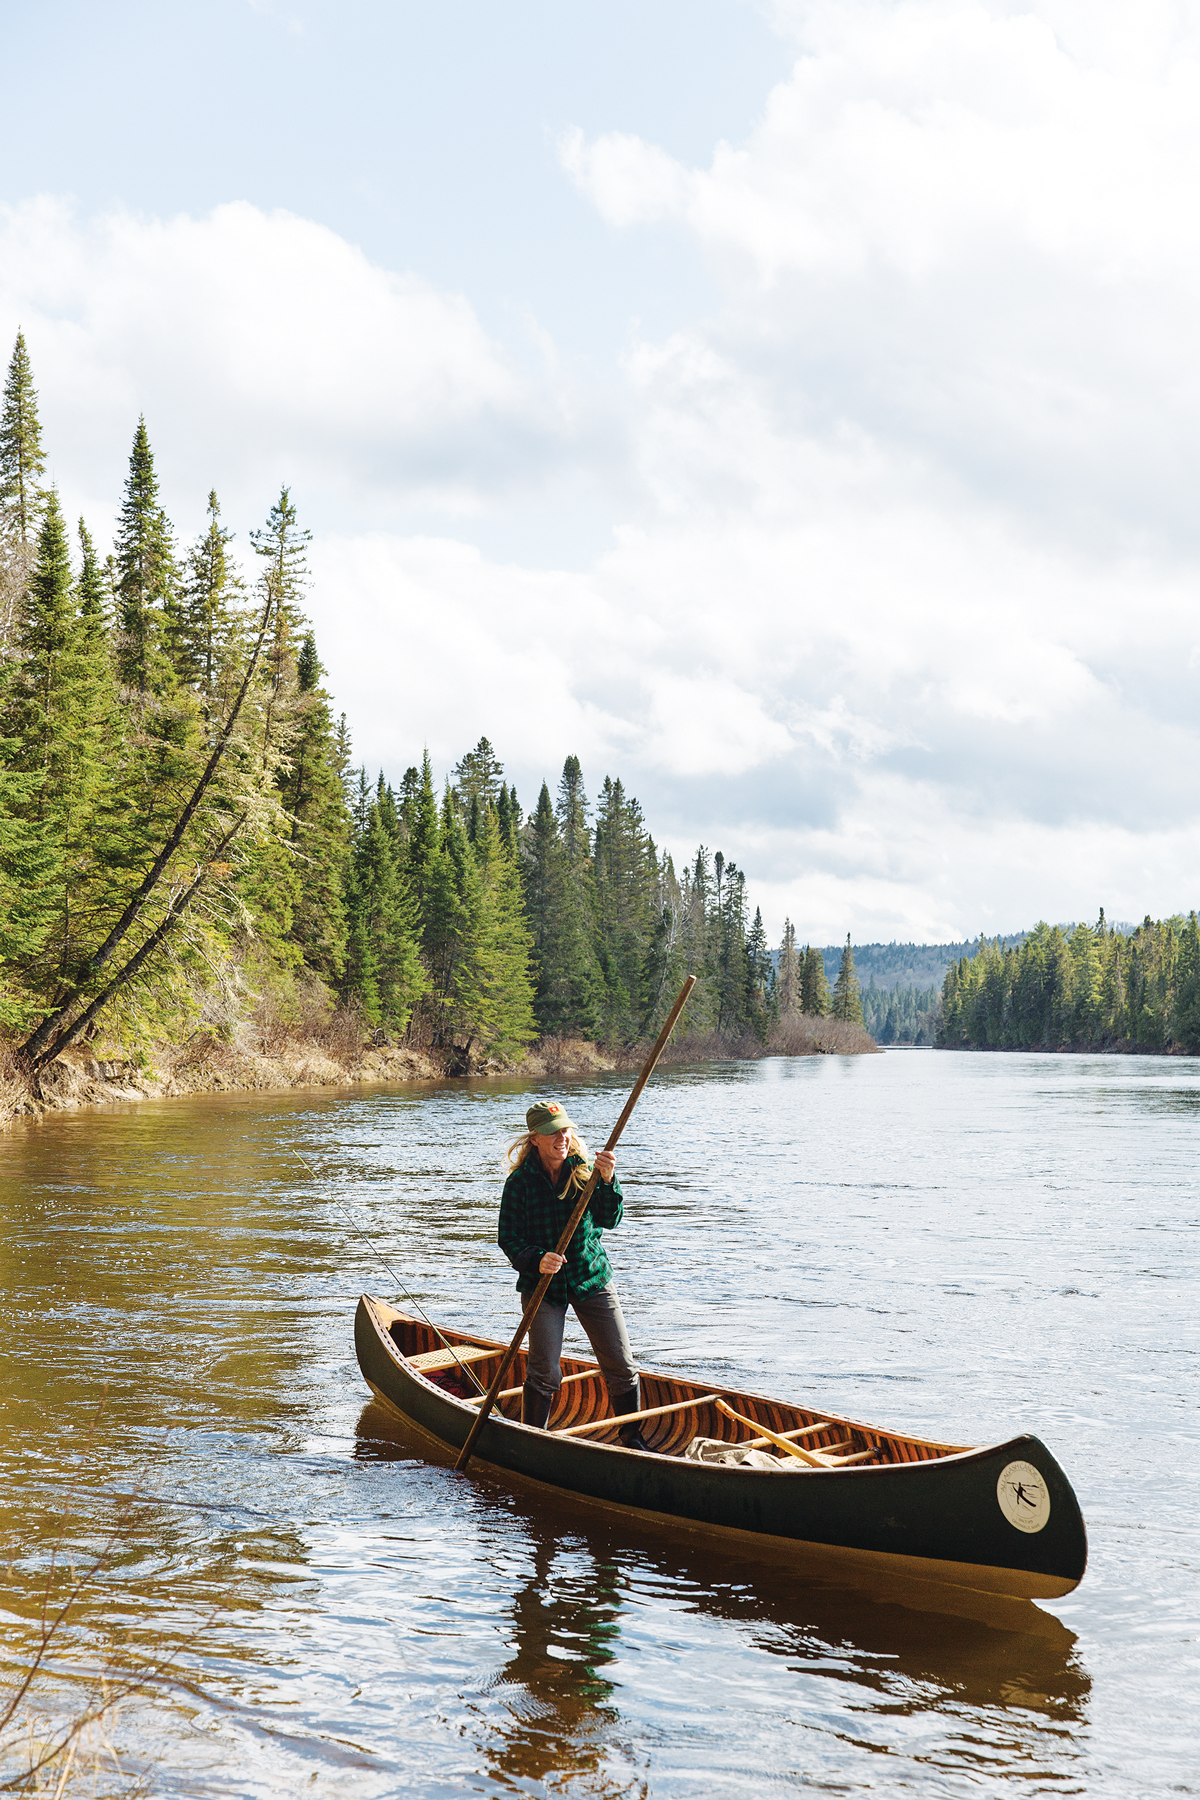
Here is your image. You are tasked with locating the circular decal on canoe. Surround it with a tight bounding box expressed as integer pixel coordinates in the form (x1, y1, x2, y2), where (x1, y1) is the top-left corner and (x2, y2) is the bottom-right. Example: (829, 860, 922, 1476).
(996, 1461, 1051, 1534)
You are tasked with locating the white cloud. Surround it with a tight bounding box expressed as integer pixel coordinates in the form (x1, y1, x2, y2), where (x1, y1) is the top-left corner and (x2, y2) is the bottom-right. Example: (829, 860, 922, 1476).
(0, 196, 574, 536)
(564, 0, 1200, 546)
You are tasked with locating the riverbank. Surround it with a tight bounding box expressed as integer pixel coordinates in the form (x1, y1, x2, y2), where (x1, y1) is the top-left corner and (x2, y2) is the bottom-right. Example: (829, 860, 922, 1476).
(0, 1010, 877, 1127)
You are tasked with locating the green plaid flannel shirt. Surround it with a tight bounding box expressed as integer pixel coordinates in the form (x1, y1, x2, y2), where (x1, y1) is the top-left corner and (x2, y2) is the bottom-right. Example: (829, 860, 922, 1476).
(497, 1151, 624, 1306)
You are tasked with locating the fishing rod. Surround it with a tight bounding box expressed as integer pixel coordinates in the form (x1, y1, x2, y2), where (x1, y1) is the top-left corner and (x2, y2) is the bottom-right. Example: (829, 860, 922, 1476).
(291, 1149, 488, 1397)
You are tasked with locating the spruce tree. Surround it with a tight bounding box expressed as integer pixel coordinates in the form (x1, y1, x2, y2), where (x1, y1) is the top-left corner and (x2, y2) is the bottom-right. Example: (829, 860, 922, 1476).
(593, 776, 656, 1037)
(75, 521, 108, 642)
(0, 491, 115, 1014)
(113, 419, 177, 695)
(395, 765, 422, 848)
(452, 736, 504, 810)
(0, 330, 48, 652)
(403, 749, 441, 920)
(280, 630, 350, 979)
(712, 861, 753, 1034)
(250, 484, 309, 761)
(831, 934, 864, 1024)
(179, 491, 243, 711)
(641, 851, 691, 1035)
(0, 330, 47, 545)
(496, 782, 521, 857)
(557, 755, 589, 861)
(777, 918, 801, 1013)
(471, 803, 538, 1053)
(801, 943, 832, 1016)
(418, 784, 481, 1050)
(525, 781, 602, 1037)
(1173, 913, 1200, 1051)
(342, 798, 424, 1030)
(745, 905, 774, 1035)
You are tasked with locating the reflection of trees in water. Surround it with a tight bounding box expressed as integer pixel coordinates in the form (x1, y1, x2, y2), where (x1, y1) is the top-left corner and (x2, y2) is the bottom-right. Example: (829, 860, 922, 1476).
(356, 1401, 1091, 1791)
(481, 1536, 633, 1791)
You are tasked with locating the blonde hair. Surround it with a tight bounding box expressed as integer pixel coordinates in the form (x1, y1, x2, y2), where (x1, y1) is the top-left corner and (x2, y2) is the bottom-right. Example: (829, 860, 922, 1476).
(507, 1127, 593, 1197)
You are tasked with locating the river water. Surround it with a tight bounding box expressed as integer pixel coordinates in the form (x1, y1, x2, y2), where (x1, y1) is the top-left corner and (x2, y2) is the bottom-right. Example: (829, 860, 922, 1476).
(1, 1051, 1196, 1796)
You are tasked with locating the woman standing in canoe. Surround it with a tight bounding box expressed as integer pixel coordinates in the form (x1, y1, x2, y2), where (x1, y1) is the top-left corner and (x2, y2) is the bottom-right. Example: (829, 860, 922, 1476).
(498, 1100, 647, 1448)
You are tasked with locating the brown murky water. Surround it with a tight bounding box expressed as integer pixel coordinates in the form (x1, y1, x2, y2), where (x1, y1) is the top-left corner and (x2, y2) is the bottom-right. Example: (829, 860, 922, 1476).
(1, 1053, 1196, 1794)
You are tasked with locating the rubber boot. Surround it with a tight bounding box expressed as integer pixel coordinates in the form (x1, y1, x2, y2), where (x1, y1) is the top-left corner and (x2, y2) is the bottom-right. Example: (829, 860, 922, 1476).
(521, 1381, 552, 1429)
(612, 1384, 650, 1452)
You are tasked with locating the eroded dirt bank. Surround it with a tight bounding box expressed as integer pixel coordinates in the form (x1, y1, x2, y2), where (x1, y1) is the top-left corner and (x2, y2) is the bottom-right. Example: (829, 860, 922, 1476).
(1, 1013, 876, 1128)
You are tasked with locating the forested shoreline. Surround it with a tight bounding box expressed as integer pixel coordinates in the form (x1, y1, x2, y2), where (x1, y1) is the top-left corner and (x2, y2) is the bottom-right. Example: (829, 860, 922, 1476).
(0, 334, 876, 1117)
(939, 913, 1200, 1053)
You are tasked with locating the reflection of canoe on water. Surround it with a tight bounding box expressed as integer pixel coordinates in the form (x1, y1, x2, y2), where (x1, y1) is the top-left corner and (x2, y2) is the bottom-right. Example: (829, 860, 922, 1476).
(355, 1295, 1088, 1602)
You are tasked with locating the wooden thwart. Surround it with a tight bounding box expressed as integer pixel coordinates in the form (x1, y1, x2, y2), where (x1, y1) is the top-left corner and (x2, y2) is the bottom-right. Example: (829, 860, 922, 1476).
(740, 1419, 838, 1450)
(717, 1398, 829, 1466)
(554, 1393, 721, 1438)
(712, 1396, 881, 1468)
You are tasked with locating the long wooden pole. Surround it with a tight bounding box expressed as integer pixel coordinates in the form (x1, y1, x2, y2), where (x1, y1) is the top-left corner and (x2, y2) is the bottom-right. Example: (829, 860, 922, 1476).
(454, 973, 696, 1473)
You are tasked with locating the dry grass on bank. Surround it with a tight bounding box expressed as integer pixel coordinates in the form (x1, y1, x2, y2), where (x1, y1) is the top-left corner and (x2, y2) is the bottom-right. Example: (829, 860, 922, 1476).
(767, 1012, 881, 1056)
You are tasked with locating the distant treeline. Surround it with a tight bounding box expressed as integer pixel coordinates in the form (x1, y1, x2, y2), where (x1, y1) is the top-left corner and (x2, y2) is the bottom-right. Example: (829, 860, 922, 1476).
(861, 982, 940, 1046)
(939, 913, 1200, 1053)
(812, 936, 1039, 994)
(0, 332, 869, 1069)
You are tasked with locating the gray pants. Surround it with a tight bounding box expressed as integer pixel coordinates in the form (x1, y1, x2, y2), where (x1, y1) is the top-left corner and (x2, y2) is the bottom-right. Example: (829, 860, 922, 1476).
(523, 1282, 638, 1402)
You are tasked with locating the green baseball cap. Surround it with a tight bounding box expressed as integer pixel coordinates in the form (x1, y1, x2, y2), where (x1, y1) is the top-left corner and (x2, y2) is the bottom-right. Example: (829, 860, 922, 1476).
(526, 1100, 576, 1135)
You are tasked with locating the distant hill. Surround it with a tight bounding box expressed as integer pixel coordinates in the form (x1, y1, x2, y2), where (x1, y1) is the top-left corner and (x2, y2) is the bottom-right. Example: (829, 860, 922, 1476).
(812, 939, 1014, 990)
(813, 923, 1138, 992)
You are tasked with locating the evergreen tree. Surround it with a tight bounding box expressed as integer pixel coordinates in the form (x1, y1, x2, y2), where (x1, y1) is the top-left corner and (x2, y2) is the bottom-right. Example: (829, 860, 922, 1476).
(0, 492, 115, 1016)
(713, 858, 752, 1033)
(419, 784, 483, 1050)
(250, 484, 309, 762)
(496, 781, 521, 857)
(75, 521, 108, 642)
(1173, 912, 1200, 1052)
(179, 490, 244, 712)
(235, 487, 317, 956)
(113, 419, 177, 695)
(342, 798, 424, 1030)
(745, 904, 774, 1038)
(0, 330, 47, 546)
(831, 935, 864, 1024)
(777, 918, 801, 1014)
(395, 765, 422, 847)
(641, 851, 691, 1035)
(557, 755, 590, 862)
(673, 847, 718, 1035)
(593, 776, 656, 1037)
(524, 781, 602, 1037)
(470, 803, 538, 1054)
(453, 736, 504, 810)
(280, 631, 350, 979)
(0, 330, 48, 652)
(403, 749, 441, 920)
(801, 943, 832, 1016)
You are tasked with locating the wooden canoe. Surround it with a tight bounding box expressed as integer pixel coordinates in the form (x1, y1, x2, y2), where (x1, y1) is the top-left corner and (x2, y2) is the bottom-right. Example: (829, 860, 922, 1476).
(354, 1295, 1088, 1602)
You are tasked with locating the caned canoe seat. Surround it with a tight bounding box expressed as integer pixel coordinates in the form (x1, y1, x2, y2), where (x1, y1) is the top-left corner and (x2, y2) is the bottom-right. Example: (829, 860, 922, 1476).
(409, 1344, 498, 1373)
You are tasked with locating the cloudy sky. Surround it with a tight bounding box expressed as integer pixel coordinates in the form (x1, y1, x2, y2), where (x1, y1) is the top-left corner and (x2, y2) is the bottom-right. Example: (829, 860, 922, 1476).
(4, 0, 1200, 945)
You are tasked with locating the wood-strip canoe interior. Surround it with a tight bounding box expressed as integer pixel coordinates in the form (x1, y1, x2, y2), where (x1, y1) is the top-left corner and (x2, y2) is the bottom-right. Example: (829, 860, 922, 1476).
(379, 1306, 969, 1466)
